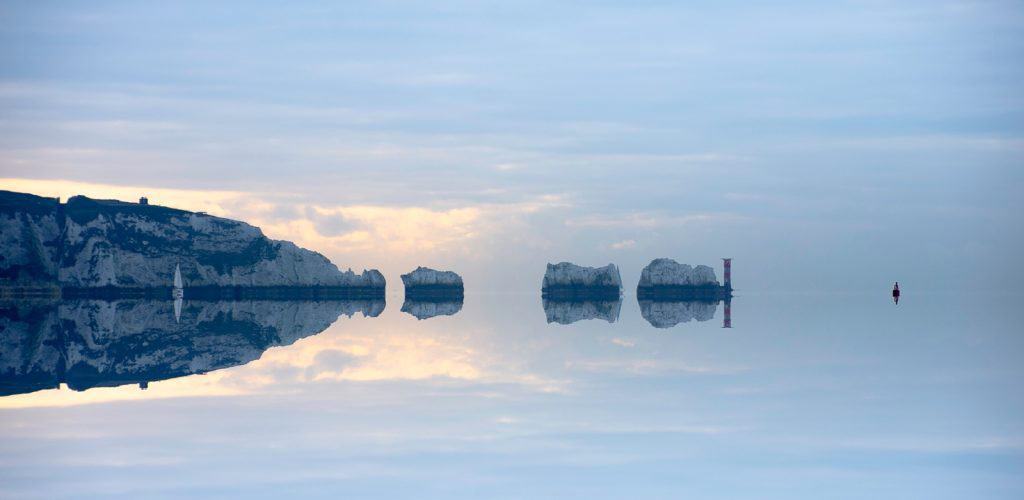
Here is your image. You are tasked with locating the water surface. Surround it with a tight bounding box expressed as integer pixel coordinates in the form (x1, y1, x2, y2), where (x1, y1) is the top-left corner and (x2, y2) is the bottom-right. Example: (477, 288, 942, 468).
(1, 291, 1021, 499)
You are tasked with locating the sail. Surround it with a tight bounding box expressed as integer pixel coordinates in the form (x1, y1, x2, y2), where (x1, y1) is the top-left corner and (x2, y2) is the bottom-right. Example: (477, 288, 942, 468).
(173, 264, 183, 289)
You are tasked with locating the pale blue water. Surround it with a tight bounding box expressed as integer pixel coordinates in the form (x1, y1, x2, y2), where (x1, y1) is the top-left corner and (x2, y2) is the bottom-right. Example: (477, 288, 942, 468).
(1, 291, 1021, 499)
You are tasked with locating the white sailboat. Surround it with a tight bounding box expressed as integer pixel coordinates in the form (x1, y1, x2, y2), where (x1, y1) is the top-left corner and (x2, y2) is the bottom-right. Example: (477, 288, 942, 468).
(172, 264, 184, 323)
(173, 264, 183, 291)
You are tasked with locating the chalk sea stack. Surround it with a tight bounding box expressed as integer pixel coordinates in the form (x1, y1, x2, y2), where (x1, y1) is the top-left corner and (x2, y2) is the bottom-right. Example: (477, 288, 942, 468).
(401, 267, 464, 300)
(636, 258, 731, 300)
(0, 190, 385, 298)
(541, 262, 622, 300)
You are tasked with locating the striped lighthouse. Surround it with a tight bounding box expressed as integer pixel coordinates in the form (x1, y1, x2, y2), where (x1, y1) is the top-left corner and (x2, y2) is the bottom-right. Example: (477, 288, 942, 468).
(722, 258, 732, 290)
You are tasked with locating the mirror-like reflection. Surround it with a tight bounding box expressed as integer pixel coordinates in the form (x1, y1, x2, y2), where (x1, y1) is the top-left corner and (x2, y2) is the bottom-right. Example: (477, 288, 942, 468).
(400, 298, 464, 320)
(543, 298, 622, 324)
(0, 299, 384, 396)
(638, 299, 729, 328)
(0, 292, 1020, 499)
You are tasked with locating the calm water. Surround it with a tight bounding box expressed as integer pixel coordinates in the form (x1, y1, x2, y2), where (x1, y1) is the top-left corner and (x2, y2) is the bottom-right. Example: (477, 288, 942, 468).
(1, 291, 1021, 499)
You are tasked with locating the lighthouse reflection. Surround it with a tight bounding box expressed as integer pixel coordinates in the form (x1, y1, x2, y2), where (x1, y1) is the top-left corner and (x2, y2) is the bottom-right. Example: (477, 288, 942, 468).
(638, 298, 732, 329)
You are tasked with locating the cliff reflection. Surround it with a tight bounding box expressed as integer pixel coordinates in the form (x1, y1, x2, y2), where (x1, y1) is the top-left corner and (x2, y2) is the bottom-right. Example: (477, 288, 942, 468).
(0, 299, 384, 396)
(543, 298, 621, 324)
(638, 299, 728, 328)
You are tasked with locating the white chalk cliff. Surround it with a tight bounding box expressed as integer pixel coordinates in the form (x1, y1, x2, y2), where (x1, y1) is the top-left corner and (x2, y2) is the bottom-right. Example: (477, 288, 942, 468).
(0, 191, 62, 285)
(542, 262, 622, 289)
(401, 267, 463, 288)
(0, 190, 384, 289)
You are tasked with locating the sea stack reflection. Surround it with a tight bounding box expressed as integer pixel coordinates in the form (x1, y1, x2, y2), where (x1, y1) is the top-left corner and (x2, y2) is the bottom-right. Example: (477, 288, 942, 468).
(401, 299, 463, 320)
(543, 298, 622, 324)
(639, 299, 719, 328)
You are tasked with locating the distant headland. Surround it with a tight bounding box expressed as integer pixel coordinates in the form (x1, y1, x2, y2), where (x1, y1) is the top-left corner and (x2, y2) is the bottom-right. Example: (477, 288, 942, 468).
(0, 190, 384, 299)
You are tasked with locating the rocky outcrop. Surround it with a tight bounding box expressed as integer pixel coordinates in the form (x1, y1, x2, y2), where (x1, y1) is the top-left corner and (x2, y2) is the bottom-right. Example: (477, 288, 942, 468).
(0, 298, 383, 396)
(401, 267, 463, 288)
(639, 300, 718, 328)
(401, 267, 463, 299)
(401, 299, 463, 320)
(0, 190, 385, 295)
(638, 259, 718, 287)
(542, 299, 621, 324)
(0, 192, 62, 287)
(636, 259, 729, 299)
(542, 262, 621, 299)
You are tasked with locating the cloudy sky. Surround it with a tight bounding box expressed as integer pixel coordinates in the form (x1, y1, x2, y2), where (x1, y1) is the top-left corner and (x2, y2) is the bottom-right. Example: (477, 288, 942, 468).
(1, 0, 1021, 291)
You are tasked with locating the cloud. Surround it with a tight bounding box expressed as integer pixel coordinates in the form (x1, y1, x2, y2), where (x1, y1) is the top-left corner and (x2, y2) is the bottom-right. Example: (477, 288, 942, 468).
(609, 239, 636, 250)
(493, 162, 524, 172)
(399, 72, 487, 87)
(0, 177, 575, 286)
(780, 135, 1024, 153)
(567, 212, 747, 228)
(565, 359, 748, 375)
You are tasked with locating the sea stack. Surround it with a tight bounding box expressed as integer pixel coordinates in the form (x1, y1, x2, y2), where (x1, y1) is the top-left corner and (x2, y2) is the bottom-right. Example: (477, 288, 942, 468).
(636, 258, 731, 300)
(401, 267, 464, 299)
(541, 262, 622, 299)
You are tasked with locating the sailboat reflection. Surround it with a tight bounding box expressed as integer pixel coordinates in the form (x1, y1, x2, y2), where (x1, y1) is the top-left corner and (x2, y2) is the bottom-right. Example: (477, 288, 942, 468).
(638, 298, 732, 329)
(542, 298, 622, 324)
(0, 298, 384, 396)
(173, 263, 184, 323)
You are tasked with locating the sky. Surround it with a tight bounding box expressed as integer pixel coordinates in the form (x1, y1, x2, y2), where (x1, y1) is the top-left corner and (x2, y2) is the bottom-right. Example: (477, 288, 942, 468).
(2, 4, 1023, 495)
(1, 0, 1022, 291)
